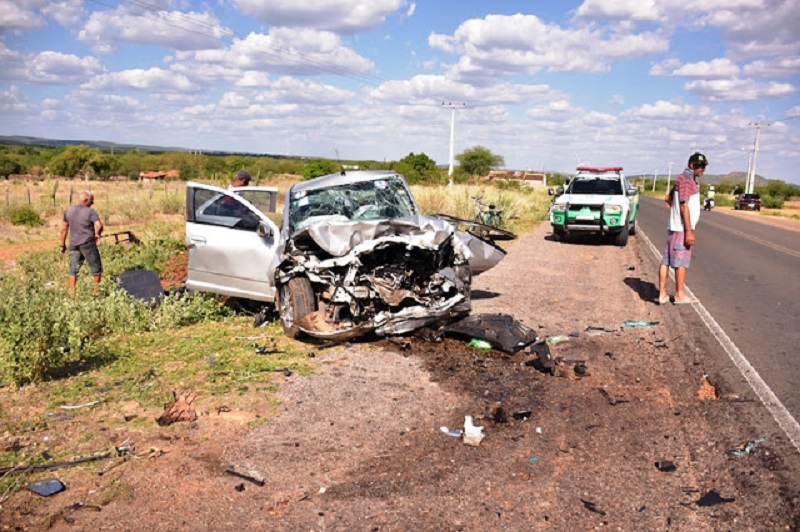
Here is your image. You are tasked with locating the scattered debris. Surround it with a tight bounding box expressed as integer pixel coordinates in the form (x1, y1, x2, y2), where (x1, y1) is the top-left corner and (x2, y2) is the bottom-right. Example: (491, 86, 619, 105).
(568, 331, 580, 338)
(512, 411, 532, 421)
(581, 499, 607, 516)
(445, 313, 538, 354)
(623, 320, 660, 328)
(224, 466, 266, 487)
(696, 489, 735, 507)
(387, 337, 412, 350)
(27, 479, 66, 497)
(529, 457, 539, 463)
(547, 335, 570, 345)
(468, 338, 492, 350)
(525, 342, 555, 375)
(156, 391, 198, 426)
(115, 441, 134, 457)
(726, 438, 765, 457)
(655, 460, 677, 472)
(599, 388, 628, 406)
(491, 402, 508, 423)
(463, 416, 485, 446)
(117, 269, 166, 304)
(234, 483, 245, 492)
(697, 375, 719, 401)
(440, 427, 463, 437)
(0, 453, 111, 476)
(60, 399, 104, 410)
(573, 362, 589, 377)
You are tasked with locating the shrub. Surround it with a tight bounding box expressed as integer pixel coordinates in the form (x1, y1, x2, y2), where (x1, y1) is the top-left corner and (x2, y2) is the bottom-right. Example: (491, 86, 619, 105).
(10, 206, 43, 227)
(762, 195, 784, 209)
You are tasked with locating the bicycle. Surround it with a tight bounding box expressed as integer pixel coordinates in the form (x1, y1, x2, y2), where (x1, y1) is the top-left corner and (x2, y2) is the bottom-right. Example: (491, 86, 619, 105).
(468, 196, 515, 241)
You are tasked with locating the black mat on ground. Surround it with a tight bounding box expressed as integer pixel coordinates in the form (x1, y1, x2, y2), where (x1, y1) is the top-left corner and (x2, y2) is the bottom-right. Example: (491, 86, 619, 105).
(118, 269, 165, 303)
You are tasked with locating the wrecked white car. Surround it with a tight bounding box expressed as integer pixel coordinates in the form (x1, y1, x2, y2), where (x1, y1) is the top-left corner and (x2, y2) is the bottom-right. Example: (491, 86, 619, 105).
(185, 171, 506, 340)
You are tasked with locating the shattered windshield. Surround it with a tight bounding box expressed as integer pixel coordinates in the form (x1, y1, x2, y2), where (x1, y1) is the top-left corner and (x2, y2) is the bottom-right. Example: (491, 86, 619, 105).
(289, 176, 418, 233)
(569, 178, 623, 195)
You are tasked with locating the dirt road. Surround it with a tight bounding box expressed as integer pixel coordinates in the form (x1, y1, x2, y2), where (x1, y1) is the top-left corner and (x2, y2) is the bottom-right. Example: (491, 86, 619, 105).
(4, 223, 799, 530)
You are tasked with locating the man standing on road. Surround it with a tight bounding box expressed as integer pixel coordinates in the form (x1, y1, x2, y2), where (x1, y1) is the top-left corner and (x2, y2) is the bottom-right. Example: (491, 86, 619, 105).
(658, 152, 706, 305)
(60, 190, 104, 295)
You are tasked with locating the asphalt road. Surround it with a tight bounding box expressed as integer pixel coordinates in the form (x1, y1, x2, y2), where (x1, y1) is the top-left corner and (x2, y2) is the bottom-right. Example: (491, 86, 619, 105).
(637, 195, 800, 419)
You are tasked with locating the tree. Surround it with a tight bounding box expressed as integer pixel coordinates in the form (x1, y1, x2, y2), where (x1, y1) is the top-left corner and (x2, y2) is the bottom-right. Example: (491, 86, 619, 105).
(456, 146, 504, 177)
(302, 159, 335, 180)
(393, 152, 439, 185)
(48, 145, 103, 178)
(0, 154, 23, 177)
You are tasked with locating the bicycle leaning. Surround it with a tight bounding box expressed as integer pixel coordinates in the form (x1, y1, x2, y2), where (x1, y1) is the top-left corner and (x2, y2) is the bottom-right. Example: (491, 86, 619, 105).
(468, 196, 515, 241)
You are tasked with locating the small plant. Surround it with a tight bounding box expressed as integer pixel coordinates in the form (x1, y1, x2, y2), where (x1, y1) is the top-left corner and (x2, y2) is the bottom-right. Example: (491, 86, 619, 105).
(762, 195, 784, 209)
(10, 206, 43, 227)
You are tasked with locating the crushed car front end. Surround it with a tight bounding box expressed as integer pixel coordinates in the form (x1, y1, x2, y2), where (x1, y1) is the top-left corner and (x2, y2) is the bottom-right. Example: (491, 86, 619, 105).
(278, 216, 472, 340)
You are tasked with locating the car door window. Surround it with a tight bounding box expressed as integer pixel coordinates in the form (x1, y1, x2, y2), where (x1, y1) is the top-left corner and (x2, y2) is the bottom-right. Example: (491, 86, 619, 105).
(191, 188, 260, 230)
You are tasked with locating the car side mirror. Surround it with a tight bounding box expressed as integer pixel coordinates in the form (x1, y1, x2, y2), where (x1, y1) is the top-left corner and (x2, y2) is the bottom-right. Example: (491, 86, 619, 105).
(548, 188, 555, 196)
(257, 221, 273, 238)
(627, 187, 638, 196)
(556, 186, 564, 196)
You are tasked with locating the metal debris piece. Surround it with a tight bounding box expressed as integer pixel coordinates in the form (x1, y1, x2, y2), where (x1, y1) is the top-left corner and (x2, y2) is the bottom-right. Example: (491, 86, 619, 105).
(387, 337, 412, 350)
(655, 460, 677, 472)
(599, 388, 628, 406)
(512, 411, 532, 421)
(445, 313, 538, 354)
(696, 490, 735, 507)
(580, 499, 606, 516)
(525, 342, 555, 375)
(27, 479, 66, 497)
(726, 438, 765, 457)
(156, 391, 198, 426)
(225, 466, 265, 487)
(623, 320, 660, 328)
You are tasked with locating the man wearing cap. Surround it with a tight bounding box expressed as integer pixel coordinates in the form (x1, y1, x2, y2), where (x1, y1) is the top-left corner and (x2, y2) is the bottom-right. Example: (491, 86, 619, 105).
(228, 169, 252, 189)
(658, 152, 707, 305)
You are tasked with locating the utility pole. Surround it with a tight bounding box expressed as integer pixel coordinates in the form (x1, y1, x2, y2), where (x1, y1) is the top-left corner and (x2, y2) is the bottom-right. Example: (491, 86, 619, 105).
(652, 169, 659, 192)
(666, 161, 674, 192)
(442, 102, 466, 186)
(747, 122, 770, 194)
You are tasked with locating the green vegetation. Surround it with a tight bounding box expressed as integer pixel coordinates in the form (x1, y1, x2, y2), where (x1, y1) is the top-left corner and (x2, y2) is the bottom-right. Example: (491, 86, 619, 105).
(456, 146, 505, 178)
(10, 206, 43, 227)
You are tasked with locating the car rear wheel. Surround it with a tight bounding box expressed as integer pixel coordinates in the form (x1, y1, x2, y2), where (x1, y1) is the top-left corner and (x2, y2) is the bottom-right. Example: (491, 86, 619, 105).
(278, 277, 316, 339)
(614, 223, 629, 247)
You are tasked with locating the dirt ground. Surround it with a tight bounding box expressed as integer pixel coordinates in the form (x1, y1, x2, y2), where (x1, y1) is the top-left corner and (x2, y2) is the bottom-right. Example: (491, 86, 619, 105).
(2, 223, 800, 530)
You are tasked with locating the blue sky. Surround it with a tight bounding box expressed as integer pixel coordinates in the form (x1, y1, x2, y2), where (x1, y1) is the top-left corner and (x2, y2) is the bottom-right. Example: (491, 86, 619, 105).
(1, 0, 799, 183)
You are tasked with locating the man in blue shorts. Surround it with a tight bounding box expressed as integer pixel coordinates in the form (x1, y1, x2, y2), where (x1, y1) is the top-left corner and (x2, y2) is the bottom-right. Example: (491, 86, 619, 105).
(60, 190, 104, 295)
(658, 152, 706, 305)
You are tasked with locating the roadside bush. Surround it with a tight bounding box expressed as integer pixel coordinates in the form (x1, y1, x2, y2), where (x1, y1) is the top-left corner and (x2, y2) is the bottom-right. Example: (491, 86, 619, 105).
(761, 195, 784, 209)
(10, 206, 43, 227)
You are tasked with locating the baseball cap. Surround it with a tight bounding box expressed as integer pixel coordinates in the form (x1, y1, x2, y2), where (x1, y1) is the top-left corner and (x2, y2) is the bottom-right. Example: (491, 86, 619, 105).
(688, 152, 708, 168)
(235, 169, 252, 183)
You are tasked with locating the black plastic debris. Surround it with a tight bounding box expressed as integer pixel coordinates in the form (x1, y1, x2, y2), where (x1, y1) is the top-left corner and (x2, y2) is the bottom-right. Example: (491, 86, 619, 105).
(27, 479, 66, 497)
(599, 388, 628, 406)
(696, 490, 735, 507)
(491, 403, 508, 423)
(573, 362, 589, 376)
(444, 313, 538, 354)
(117, 270, 165, 304)
(655, 460, 677, 472)
(581, 499, 606, 516)
(512, 411, 532, 421)
(525, 342, 555, 374)
(225, 466, 265, 487)
(235, 483, 245, 492)
(726, 438, 765, 457)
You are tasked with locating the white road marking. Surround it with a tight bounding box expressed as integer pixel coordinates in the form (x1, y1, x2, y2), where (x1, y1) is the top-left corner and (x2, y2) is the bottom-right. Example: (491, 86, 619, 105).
(639, 228, 800, 455)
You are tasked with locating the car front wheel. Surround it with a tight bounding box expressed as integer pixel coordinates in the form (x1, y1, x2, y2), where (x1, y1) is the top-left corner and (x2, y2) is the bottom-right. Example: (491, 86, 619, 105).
(629, 217, 637, 236)
(614, 223, 629, 247)
(278, 277, 316, 339)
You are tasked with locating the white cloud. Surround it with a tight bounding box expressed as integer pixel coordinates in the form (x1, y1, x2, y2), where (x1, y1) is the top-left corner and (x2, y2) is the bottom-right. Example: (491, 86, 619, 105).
(407, 3, 416, 17)
(79, 8, 228, 52)
(742, 57, 800, 77)
(81, 68, 196, 92)
(0, 0, 45, 30)
(429, 14, 668, 81)
(236, 71, 270, 87)
(685, 78, 795, 101)
(622, 100, 705, 120)
(265, 77, 353, 105)
(40, 0, 83, 27)
(27, 51, 104, 83)
(575, 0, 660, 22)
(185, 29, 374, 78)
(0, 85, 26, 111)
(675, 58, 740, 78)
(233, 0, 406, 34)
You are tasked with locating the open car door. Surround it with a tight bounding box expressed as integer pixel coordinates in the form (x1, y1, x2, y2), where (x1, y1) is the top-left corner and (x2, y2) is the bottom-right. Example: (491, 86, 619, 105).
(185, 182, 281, 302)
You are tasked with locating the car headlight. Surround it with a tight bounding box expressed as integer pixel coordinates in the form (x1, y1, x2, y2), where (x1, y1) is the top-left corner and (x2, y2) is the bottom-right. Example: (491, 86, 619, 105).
(605, 205, 622, 213)
(552, 204, 566, 212)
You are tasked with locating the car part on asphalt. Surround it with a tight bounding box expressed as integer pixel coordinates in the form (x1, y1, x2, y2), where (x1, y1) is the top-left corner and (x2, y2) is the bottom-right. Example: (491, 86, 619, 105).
(655, 460, 677, 472)
(26, 479, 66, 497)
(444, 313, 538, 354)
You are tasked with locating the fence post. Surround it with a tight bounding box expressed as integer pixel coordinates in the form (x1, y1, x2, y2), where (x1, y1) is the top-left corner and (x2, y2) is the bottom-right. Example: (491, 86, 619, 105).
(5, 186, 8, 207)
(69, 186, 74, 205)
(26, 186, 31, 205)
(149, 179, 153, 199)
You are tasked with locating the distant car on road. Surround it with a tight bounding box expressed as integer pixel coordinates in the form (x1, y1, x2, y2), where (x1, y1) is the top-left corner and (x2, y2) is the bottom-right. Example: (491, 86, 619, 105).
(734, 193, 761, 211)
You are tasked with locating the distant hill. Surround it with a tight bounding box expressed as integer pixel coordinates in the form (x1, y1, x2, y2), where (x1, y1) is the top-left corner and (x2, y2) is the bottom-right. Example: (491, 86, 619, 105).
(0, 135, 297, 159)
(629, 171, 769, 187)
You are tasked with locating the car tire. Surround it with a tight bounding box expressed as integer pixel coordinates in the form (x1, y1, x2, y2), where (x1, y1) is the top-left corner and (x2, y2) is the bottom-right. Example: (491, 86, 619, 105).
(553, 227, 565, 241)
(629, 217, 637, 236)
(614, 223, 629, 247)
(278, 277, 316, 339)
